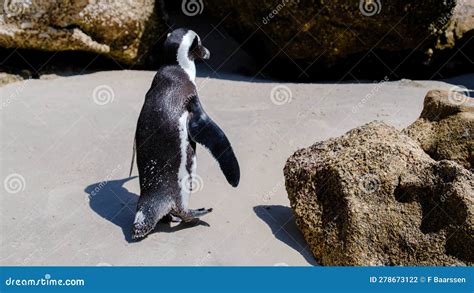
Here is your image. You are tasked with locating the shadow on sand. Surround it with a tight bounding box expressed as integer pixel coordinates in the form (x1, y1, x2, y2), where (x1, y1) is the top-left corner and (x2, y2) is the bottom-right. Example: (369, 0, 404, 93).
(254, 205, 318, 265)
(84, 177, 209, 243)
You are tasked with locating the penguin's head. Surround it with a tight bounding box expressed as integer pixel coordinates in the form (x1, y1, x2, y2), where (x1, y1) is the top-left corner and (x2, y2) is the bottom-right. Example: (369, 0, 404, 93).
(162, 28, 210, 64)
(161, 28, 209, 81)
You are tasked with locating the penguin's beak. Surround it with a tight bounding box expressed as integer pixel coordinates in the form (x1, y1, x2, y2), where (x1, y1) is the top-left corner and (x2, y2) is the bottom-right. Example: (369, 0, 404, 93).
(201, 46, 210, 60)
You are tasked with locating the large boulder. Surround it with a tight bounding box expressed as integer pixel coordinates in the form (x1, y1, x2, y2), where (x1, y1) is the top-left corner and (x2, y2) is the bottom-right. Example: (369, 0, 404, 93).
(205, 0, 457, 65)
(284, 121, 473, 266)
(435, 0, 474, 50)
(404, 89, 473, 170)
(0, 0, 165, 64)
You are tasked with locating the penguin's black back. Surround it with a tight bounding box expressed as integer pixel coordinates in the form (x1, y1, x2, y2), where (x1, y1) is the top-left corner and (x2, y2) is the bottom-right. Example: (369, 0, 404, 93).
(135, 65, 196, 195)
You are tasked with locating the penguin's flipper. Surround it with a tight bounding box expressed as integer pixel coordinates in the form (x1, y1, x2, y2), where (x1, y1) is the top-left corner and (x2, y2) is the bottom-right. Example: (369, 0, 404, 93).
(187, 97, 240, 187)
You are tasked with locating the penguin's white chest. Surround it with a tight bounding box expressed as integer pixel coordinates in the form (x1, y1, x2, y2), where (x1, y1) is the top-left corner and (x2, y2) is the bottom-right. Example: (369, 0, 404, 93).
(177, 112, 191, 209)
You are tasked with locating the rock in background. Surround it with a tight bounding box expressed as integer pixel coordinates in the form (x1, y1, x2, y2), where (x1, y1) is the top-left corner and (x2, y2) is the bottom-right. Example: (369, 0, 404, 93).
(206, 0, 453, 62)
(204, 0, 473, 79)
(0, 0, 166, 64)
(404, 89, 474, 170)
(436, 0, 474, 50)
(284, 120, 473, 265)
(0, 71, 22, 86)
(0, 0, 472, 78)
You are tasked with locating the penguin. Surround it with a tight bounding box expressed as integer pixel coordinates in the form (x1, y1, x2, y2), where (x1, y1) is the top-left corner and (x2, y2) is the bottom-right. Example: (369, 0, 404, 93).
(130, 28, 240, 239)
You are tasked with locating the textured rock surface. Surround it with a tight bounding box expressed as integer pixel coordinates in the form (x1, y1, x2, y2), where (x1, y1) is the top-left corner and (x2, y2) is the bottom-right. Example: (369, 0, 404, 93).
(284, 121, 473, 266)
(404, 89, 473, 170)
(205, 0, 457, 64)
(435, 0, 474, 50)
(0, 72, 22, 86)
(0, 0, 165, 64)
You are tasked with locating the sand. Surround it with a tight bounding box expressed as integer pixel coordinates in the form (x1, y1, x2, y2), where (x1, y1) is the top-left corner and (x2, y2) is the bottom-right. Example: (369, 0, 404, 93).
(0, 70, 472, 266)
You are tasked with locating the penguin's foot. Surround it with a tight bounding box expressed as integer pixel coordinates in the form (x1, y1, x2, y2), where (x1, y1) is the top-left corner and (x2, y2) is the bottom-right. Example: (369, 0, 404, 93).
(132, 210, 158, 240)
(160, 213, 183, 223)
(132, 221, 155, 240)
(170, 214, 182, 222)
(177, 208, 213, 222)
(132, 196, 174, 239)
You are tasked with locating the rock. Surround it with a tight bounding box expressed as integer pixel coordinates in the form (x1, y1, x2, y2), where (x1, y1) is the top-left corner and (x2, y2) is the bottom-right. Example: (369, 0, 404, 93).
(205, 0, 456, 65)
(435, 0, 474, 50)
(404, 89, 474, 170)
(0, 72, 23, 86)
(284, 121, 473, 265)
(0, 0, 165, 64)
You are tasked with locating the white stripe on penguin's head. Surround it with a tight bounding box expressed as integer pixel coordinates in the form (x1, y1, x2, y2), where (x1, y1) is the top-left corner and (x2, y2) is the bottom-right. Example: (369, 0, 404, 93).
(177, 30, 198, 84)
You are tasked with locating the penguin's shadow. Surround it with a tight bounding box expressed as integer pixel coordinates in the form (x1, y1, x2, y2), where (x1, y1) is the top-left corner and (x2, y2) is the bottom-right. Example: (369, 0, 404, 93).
(254, 205, 318, 265)
(84, 177, 210, 243)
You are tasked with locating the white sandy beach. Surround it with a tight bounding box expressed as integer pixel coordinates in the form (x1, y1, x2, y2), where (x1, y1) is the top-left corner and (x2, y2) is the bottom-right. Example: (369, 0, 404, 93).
(0, 71, 471, 266)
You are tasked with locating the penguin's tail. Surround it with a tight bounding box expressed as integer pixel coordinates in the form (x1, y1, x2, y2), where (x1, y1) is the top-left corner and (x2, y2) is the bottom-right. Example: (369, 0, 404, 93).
(129, 138, 136, 177)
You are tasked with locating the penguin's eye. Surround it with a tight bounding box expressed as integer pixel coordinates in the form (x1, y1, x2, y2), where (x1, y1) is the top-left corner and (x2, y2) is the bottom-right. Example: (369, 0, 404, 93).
(189, 36, 199, 52)
(188, 36, 201, 60)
